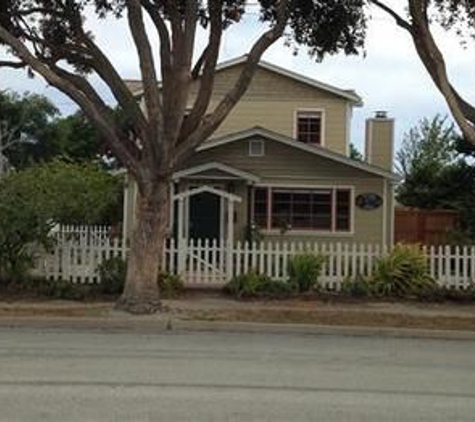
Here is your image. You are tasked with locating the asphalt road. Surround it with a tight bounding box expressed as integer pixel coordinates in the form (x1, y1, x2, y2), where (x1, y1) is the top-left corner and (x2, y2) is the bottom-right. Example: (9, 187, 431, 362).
(1, 327, 475, 421)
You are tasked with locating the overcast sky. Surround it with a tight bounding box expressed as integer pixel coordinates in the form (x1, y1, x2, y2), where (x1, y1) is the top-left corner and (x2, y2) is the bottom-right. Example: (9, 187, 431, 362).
(0, 0, 473, 154)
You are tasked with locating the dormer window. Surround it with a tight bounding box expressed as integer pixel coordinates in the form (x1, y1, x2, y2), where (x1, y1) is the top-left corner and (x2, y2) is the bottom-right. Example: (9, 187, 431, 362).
(296, 110, 323, 145)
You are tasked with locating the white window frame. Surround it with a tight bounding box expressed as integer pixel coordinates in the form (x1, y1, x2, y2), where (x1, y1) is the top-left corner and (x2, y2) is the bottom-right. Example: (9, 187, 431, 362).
(252, 184, 355, 236)
(293, 108, 326, 147)
(248, 139, 265, 157)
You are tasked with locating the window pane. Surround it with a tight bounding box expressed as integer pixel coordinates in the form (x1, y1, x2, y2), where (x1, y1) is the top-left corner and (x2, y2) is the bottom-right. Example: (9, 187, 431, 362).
(253, 188, 268, 228)
(312, 191, 332, 230)
(297, 112, 322, 145)
(336, 190, 351, 231)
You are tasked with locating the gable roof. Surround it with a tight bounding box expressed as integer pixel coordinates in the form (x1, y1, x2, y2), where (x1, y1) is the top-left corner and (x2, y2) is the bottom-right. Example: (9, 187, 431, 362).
(172, 162, 260, 183)
(124, 55, 362, 105)
(197, 127, 400, 181)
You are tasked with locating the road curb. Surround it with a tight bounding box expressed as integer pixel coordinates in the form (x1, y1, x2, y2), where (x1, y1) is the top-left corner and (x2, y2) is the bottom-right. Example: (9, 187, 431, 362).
(169, 319, 475, 340)
(1, 315, 475, 341)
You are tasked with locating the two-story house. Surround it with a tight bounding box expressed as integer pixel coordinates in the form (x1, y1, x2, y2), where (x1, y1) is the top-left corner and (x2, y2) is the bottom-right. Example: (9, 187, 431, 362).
(122, 56, 399, 247)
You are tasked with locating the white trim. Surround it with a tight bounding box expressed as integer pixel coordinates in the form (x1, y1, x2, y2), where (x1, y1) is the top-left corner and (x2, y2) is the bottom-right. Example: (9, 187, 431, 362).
(252, 184, 355, 236)
(172, 162, 260, 183)
(173, 185, 242, 203)
(198, 127, 400, 181)
(345, 104, 352, 156)
(129, 56, 363, 105)
(248, 139, 265, 157)
(292, 108, 326, 147)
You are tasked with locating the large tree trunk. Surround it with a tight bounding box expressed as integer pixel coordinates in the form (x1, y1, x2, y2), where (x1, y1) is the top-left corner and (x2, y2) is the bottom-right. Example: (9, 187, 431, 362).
(116, 180, 170, 314)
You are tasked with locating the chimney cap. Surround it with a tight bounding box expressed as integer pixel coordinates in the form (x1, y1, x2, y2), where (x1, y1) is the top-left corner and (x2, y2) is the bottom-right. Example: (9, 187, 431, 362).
(375, 110, 388, 119)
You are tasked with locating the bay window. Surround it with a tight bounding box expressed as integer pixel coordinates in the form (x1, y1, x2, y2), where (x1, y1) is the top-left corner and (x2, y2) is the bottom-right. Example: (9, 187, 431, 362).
(253, 187, 352, 232)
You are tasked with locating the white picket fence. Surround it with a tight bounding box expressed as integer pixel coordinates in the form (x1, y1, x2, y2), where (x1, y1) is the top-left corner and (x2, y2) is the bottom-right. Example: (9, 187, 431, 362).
(32, 226, 475, 290)
(33, 225, 125, 284)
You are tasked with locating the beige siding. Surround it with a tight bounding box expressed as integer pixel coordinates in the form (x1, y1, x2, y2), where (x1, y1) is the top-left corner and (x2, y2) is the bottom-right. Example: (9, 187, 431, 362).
(187, 65, 350, 155)
(188, 138, 373, 180)
(235, 178, 386, 246)
(182, 137, 390, 245)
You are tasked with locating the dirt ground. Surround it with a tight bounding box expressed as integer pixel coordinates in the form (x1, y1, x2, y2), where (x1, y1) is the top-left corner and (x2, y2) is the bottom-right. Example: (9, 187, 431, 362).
(1, 291, 475, 332)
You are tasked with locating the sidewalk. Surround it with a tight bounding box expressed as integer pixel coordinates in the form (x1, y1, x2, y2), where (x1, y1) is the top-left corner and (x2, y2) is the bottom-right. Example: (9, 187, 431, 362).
(1, 293, 475, 338)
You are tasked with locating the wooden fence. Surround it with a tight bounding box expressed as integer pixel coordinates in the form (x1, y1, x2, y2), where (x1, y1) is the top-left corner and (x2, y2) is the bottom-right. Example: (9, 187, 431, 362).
(394, 207, 460, 245)
(32, 226, 475, 290)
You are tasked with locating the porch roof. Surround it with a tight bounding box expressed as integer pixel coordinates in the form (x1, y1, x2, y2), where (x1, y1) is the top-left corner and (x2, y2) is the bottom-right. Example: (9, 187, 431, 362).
(172, 161, 260, 184)
(173, 185, 242, 202)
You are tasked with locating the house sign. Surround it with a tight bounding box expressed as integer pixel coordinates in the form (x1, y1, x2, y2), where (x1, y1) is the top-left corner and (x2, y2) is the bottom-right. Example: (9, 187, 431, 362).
(356, 193, 383, 210)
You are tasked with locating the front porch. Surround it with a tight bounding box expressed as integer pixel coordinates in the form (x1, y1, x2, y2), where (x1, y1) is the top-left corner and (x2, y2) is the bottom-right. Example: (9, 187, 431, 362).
(170, 162, 259, 244)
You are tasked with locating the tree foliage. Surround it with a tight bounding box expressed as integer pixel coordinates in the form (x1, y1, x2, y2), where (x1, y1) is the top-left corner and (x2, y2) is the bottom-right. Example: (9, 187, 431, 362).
(396, 115, 456, 179)
(0, 91, 107, 168)
(396, 116, 475, 237)
(349, 143, 364, 161)
(0, 160, 122, 281)
(0, 90, 59, 168)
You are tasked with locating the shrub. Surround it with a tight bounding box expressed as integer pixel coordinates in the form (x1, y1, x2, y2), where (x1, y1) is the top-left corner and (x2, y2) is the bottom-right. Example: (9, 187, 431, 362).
(224, 272, 294, 299)
(5, 276, 94, 300)
(96, 256, 126, 296)
(341, 275, 374, 298)
(371, 244, 436, 297)
(287, 253, 326, 292)
(0, 160, 121, 283)
(158, 272, 184, 299)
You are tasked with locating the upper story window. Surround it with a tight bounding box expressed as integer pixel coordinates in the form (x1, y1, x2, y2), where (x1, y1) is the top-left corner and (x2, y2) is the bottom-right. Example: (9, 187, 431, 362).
(296, 110, 323, 145)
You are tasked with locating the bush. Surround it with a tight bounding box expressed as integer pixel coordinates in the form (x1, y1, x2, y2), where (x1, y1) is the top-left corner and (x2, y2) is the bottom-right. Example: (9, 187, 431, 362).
(158, 272, 184, 298)
(371, 244, 436, 297)
(341, 275, 374, 298)
(415, 284, 475, 303)
(5, 276, 94, 301)
(287, 253, 326, 292)
(96, 256, 126, 296)
(0, 160, 122, 283)
(224, 272, 295, 299)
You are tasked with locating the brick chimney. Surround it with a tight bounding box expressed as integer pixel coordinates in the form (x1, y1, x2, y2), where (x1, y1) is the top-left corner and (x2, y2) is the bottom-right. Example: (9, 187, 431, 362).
(365, 111, 394, 171)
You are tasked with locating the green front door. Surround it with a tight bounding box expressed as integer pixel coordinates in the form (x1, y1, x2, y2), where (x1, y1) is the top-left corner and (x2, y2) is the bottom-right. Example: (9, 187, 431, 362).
(189, 192, 221, 240)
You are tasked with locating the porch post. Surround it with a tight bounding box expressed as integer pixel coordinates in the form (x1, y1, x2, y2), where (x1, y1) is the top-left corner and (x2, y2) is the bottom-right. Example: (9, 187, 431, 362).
(177, 197, 186, 275)
(226, 200, 234, 280)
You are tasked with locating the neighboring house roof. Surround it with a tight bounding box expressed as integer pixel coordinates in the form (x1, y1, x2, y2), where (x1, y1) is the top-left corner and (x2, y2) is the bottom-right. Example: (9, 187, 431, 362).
(197, 127, 400, 181)
(123, 55, 363, 105)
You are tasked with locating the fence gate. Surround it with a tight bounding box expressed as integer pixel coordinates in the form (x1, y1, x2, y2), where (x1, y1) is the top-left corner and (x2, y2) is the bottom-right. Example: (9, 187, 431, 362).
(164, 238, 231, 286)
(183, 239, 229, 286)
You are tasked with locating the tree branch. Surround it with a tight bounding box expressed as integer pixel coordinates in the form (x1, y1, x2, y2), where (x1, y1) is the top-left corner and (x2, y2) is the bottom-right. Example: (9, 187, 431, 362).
(370, 0, 413, 32)
(0, 24, 143, 184)
(409, 0, 475, 145)
(0, 60, 25, 69)
(175, 0, 290, 164)
(139, 0, 172, 81)
(180, 0, 223, 141)
(372, 0, 475, 145)
(78, 33, 149, 142)
(126, 0, 162, 148)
